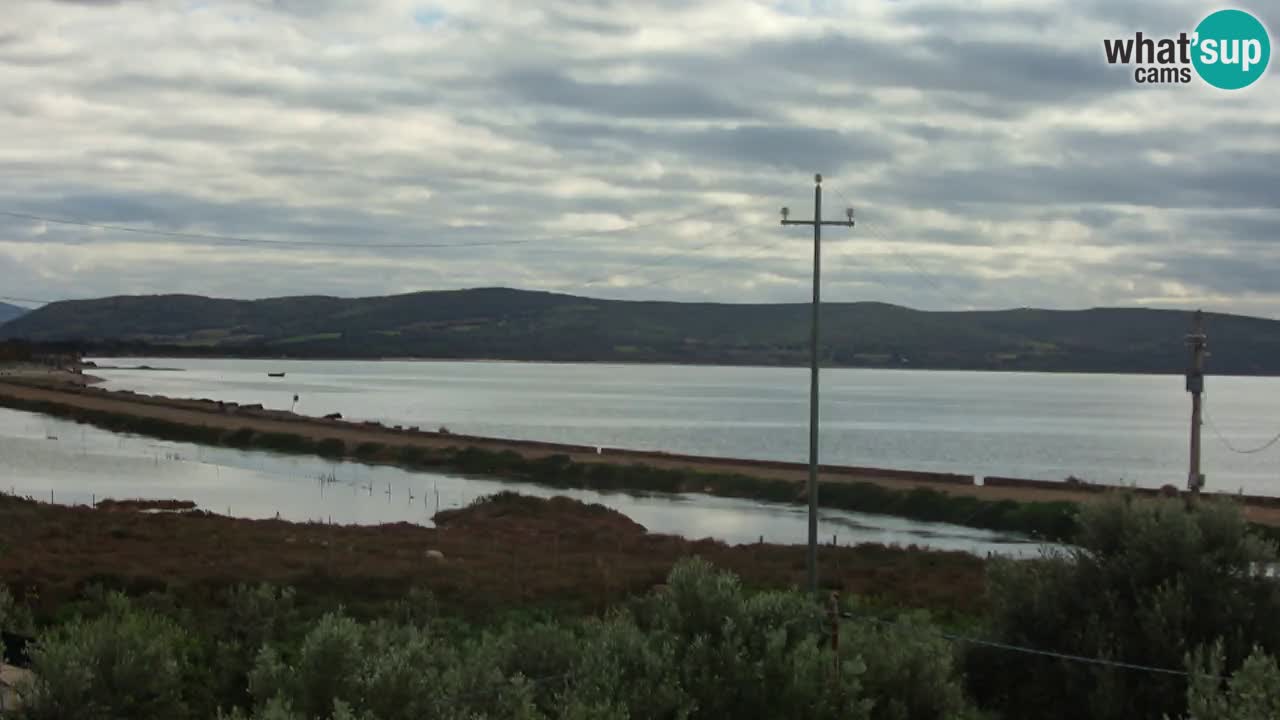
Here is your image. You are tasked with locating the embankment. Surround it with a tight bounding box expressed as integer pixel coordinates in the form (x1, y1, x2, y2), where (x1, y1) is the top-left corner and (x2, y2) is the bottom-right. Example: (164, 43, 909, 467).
(3, 377, 1276, 540)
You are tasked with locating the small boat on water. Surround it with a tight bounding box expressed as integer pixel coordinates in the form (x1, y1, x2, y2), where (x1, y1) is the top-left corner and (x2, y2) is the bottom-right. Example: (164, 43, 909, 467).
(267, 372, 286, 378)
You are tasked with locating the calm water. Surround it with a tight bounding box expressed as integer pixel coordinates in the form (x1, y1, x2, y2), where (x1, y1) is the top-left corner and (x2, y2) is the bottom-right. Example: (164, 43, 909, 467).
(92, 358, 1280, 495)
(0, 406, 1041, 556)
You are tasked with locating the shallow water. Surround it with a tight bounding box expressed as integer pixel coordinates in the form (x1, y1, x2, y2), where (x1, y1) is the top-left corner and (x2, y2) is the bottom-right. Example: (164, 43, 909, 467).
(91, 358, 1280, 495)
(0, 407, 1049, 557)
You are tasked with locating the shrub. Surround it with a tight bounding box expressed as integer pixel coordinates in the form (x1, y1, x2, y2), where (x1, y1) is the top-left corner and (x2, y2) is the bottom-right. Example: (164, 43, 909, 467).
(20, 593, 190, 720)
(249, 613, 364, 718)
(630, 557, 875, 720)
(255, 433, 313, 454)
(353, 442, 385, 460)
(206, 585, 299, 710)
(1183, 644, 1280, 719)
(315, 438, 346, 458)
(224, 427, 256, 448)
(396, 445, 426, 466)
(560, 615, 691, 719)
(842, 609, 973, 720)
(246, 612, 540, 720)
(971, 496, 1280, 720)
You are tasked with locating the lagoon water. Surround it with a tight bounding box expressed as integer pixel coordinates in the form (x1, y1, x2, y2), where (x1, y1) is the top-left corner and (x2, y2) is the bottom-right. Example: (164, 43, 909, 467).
(0, 406, 1041, 556)
(5, 357, 1277, 556)
(92, 358, 1280, 495)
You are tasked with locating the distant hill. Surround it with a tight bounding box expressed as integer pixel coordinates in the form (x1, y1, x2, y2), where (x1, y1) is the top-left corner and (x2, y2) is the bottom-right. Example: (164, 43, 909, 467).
(1, 287, 1275, 374)
(0, 301, 28, 325)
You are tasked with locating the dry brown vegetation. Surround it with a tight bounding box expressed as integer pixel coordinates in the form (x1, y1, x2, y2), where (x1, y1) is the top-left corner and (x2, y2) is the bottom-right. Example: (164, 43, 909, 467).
(0, 492, 986, 620)
(93, 498, 198, 512)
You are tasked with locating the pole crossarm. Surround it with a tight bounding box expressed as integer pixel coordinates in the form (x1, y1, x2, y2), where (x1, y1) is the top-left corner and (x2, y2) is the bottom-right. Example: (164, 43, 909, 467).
(781, 219, 856, 227)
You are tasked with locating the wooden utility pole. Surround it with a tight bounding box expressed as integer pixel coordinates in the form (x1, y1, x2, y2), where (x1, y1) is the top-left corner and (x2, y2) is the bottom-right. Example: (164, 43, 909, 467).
(781, 174, 854, 594)
(1186, 310, 1207, 495)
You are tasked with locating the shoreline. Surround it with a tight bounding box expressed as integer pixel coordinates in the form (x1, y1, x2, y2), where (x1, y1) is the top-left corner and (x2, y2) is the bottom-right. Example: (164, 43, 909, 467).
(83, 352, 1271, 377)
(5, 375, 1280, 534)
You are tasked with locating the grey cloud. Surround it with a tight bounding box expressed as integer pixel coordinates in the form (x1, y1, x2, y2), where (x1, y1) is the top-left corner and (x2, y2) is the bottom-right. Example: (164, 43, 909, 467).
(744, 32, 1116, 105)
(539, 8, 634, 36)
(892, 4, 1056, 33)
(882, 149, 1280, 212)
(528, 120, 891, 172)
(102, 71, 442, 116)
(1, 0, 1278, 317)
(1156, 253, 1280, 296)
(500, 68, 755, 120)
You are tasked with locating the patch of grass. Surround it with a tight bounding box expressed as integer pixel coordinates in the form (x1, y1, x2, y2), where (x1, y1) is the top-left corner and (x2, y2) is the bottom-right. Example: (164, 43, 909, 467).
(315, 438, 345, 457)
(254, 432, 315, 454)
(223, 427, 256, 447)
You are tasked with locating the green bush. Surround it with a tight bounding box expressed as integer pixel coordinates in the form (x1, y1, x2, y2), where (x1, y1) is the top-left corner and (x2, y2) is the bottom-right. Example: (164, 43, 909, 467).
(255, 433, 314, 454)
(224, 427, 256, 447)
(842, 610, 974, 720)
(315, 438, 346, 458)
(971, 496, 1280, 720)
(396, 445, 427, 466)
(20, 593, 191, 720)
(353, 442, 385, 460)
(630, 557, 873, 720)
(204, 585, 299, 710)
(1183, 644, 1280, 719)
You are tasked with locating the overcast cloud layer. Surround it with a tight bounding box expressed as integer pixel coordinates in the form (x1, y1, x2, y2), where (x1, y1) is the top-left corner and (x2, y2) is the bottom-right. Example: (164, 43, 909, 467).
(1, 0, 1278, 316)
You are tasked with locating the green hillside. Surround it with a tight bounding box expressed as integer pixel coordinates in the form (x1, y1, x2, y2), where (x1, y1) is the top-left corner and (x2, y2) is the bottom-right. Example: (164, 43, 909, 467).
(2, 287, 1274, 374)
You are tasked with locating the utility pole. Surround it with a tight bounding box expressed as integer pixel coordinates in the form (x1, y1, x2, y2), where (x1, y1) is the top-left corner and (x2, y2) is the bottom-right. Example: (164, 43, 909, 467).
(1186, 309, 1207, 496)
(781, 173, 854, 594)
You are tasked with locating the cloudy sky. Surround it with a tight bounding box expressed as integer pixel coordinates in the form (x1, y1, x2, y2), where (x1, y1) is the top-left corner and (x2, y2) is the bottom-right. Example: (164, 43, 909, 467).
(1, 0, 1277, 316)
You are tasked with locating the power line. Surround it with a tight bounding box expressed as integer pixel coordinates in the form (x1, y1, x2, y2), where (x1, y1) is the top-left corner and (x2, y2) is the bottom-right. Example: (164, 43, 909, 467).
(579, 218, 769, 288)
(0, 210, 524, 249)
(837, 611, 1221, 680)
(0, 205, 729, 251)
(821, 185, 975, 310)
(1203, 408, 1280, 455)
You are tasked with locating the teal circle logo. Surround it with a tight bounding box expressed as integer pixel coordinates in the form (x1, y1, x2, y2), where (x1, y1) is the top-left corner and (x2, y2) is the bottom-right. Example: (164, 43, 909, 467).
(1192, 9, 1271, 89)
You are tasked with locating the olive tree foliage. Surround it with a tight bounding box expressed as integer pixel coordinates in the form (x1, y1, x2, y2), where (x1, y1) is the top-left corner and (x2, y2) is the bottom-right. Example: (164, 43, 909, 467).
(1179, 644, 1280, 720)
(629, 557, 868, 720)
(842, 610, 975, 720)
(8, 558, 978, 720)
(18, 592, 191, 720)
(225, 558, 976, 720)
(972, 496, 1280, 720)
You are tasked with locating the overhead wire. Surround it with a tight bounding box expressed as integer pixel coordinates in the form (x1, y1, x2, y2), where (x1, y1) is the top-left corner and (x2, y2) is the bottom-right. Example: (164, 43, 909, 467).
(579, 218, 777, 290)
(821, 184, 980, 310)
(0, 203, 740, 304)
(1203, 395, 1280, 455)
(835, 611, 1222, 680)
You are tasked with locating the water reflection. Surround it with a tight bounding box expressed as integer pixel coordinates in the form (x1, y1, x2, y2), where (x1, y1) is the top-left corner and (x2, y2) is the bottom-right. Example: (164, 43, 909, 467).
(0, 407, 1051, 557)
